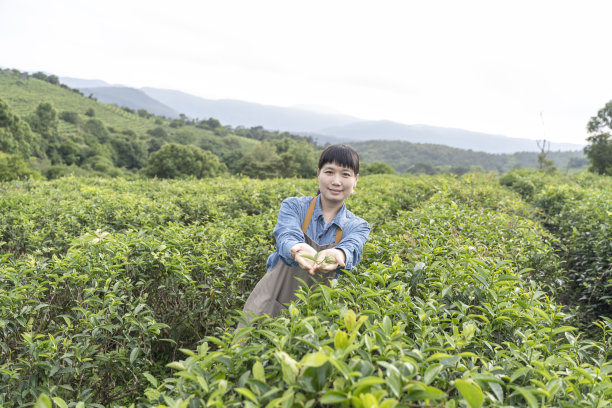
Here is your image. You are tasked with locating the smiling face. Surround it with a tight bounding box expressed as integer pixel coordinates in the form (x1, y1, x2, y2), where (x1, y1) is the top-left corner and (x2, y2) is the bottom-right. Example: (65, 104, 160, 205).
(317, 162, 358, 206)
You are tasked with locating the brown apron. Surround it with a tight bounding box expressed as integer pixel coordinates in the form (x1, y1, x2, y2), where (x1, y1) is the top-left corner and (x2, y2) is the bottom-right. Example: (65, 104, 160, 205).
(239, 197, 342, 326)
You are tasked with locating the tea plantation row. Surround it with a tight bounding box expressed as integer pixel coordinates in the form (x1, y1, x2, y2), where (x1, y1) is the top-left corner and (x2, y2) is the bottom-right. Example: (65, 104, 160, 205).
(1, 173, 610, 407)
(500, 170, 612, 325)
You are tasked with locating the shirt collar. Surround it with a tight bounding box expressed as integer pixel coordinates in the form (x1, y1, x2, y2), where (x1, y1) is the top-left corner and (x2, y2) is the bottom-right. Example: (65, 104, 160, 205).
(314, 195, 347, 229)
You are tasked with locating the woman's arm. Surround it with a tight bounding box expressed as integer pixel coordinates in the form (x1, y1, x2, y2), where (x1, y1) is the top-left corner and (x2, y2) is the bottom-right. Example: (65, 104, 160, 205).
(305, 218, 370, 274)
(333, 219, 370, 270)
(273, 197, 308, 266)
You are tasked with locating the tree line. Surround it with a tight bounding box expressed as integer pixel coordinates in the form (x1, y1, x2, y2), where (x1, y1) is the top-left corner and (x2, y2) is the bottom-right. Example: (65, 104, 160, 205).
(1, 67, 610, 180)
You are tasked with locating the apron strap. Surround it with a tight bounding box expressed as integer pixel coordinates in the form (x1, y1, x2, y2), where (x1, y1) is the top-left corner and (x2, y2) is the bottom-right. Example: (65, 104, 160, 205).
(301, 197, 344, 245)
(301, 197, 317, 233)
(334, 227, 343, 245)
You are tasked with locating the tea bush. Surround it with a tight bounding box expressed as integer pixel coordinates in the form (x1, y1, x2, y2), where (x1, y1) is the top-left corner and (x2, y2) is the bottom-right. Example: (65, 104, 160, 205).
(499, 169, 612, 324)
(0, 175, 438, 259)
(2, 173, 611, 407)
(534, 184, 612, 321)
(1, 175, 438, 406)
(135, 177, 611, 407)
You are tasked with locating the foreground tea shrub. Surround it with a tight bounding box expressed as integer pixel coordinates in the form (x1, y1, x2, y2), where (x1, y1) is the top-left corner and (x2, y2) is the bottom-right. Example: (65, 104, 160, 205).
(5, 173, 611, 407)
(0, 216, 279, 405)
(0, 175, 439, 406)
(136, 181, 611, 407)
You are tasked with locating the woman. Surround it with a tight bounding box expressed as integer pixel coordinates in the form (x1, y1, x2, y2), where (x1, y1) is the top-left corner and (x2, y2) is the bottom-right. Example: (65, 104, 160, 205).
(240, 144, 370, 325)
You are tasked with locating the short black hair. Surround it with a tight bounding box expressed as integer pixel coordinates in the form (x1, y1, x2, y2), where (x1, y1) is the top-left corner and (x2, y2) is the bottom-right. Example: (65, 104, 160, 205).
(318, 144, 360, 174)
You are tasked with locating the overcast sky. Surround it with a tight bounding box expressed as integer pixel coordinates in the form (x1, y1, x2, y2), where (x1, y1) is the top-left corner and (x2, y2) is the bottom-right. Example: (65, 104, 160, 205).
(2, 0, 612, 145)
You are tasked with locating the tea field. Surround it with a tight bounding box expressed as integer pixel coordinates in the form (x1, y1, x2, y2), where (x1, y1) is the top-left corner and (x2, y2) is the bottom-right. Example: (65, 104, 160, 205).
(1, 172, 610, 407)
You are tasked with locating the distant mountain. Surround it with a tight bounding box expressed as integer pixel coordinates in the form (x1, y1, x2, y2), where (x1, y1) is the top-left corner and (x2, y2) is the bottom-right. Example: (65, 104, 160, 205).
(141, 88, 584, 153)
(141, 87, 359, 132)
(315, 121, 584, 153)
(61, 77, 585, 154)
(60, 77, 113, 88)
(80, 87, 180, 118)
(351, 140, 587, 173)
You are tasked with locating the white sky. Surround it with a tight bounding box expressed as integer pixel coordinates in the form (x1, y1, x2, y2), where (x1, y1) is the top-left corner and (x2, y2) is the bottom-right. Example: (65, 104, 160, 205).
(2, 0, 612, 145)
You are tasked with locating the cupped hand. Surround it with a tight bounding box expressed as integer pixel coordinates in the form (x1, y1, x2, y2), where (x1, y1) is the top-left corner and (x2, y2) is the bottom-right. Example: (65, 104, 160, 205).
(314, 248, 346, 273)
(291, 243, 318, 275)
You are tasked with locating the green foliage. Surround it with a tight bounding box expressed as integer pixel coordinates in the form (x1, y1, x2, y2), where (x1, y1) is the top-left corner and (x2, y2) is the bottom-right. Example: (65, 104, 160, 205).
(0, 69, 323, 180)
(0, 97, 40, 158)
(352, 140, 586, 174)
(584, 133, 612, 175)
(500, 169, 612, 326)
(362, 161, 396, 175)
(585, 100, 612, 175)
(142, 143, 227, 179)
(196, 117, 221, 130)
(1, 174, 610, 407)
(137, 108, 152, 118)
(499, 169, 543, 199)
(110, 134, 147, 169)
(274, 138, 317, 178)
(82, 154, 118, 175)
(587, 100, 612, 134)
(136, 175, 608, 408)
(31, 71, 60, 85)
(83, 118, 110, 143)
(238, 142, 283, 179)
(59, 110, 80, 125)
(237, 139, 318, 179)
(0, 152, 41, 181)
(26, 102, 59, 137)
(534, 183, 612, 322)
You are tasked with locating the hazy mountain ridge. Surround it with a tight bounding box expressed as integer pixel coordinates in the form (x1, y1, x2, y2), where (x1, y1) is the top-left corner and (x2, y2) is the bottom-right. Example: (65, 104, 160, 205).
(59, 77, 115, 88)
(351, 140, 586, 173)
(60, 77, 585, 154)
(316, 121, 583, 153)
(80, 87, 180, 119)
(140, 87, 359, 132)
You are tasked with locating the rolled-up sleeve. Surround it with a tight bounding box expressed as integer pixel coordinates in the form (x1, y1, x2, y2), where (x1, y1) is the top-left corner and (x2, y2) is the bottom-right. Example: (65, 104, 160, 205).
(335, 219, 370, 271)
(273, 198, 306, 267)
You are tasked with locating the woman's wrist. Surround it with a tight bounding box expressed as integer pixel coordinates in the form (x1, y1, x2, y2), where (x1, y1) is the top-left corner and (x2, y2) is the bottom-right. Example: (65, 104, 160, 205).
(335, 248, 346, 265)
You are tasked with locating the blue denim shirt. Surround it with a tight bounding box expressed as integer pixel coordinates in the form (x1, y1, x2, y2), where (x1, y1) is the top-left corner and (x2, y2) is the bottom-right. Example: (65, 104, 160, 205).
(266, 195, 370, 272)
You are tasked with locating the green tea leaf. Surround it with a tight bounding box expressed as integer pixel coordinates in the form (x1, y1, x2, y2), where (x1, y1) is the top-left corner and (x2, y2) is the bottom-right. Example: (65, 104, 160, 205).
(34, 394, 51, 408)
(334, 330, 348, 349)
(236, 387, 258, 404)
(300, 351, 328, 368)
(455, 379, 484, 408)
(424, 364, 443, 385)
(253, 361, 266, 382)
(320, 391, 348, 404)
(143, 372, 158, 388)
(130, 347, 140, 364)
(513, 386, 539, 408)
(52, 398, 69, 408)
(167, 361, 186, 371)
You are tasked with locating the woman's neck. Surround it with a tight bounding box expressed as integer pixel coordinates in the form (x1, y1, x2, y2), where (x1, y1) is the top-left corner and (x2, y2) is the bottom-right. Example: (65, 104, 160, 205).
(319, 196, 343, 223)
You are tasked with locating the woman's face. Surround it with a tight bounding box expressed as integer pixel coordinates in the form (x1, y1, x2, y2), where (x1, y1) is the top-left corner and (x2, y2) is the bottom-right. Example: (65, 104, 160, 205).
(317, 162, 358, 205)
